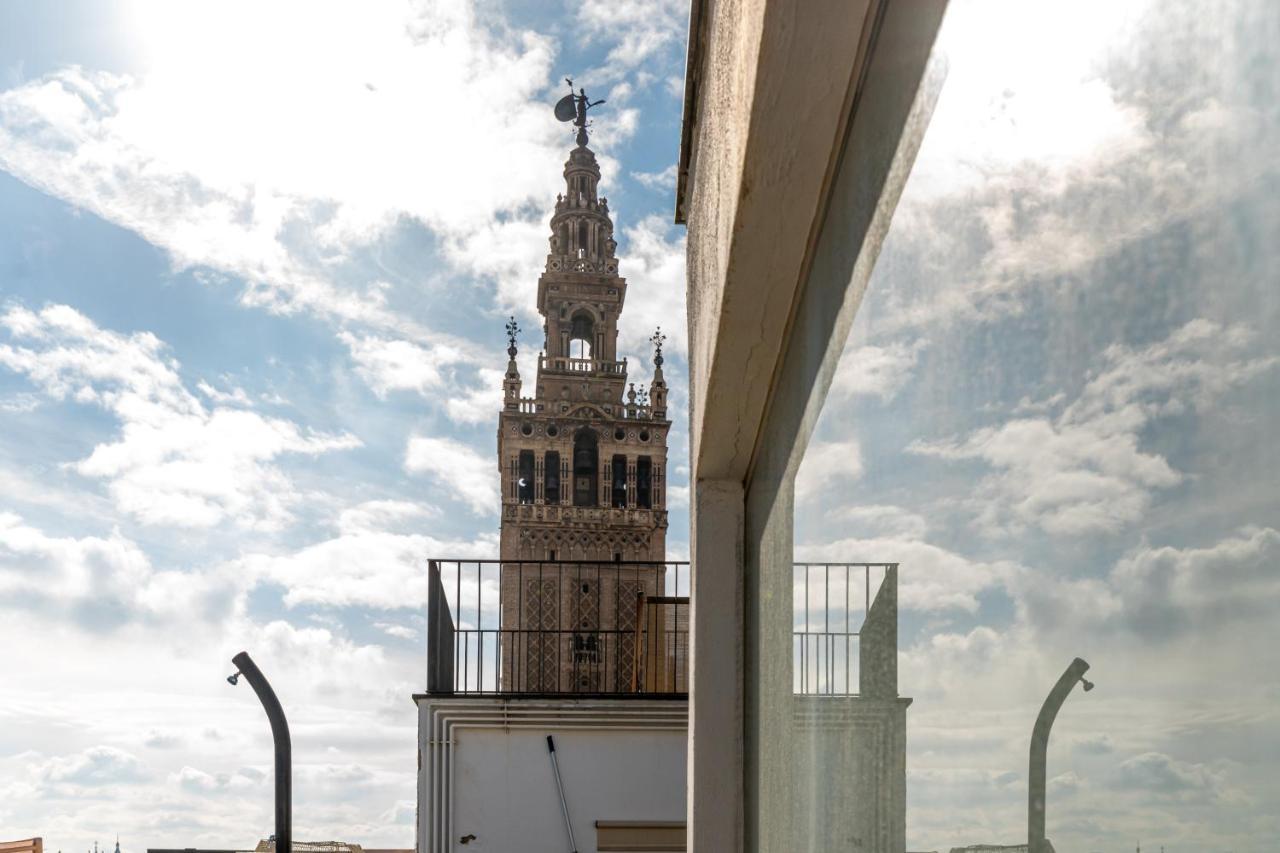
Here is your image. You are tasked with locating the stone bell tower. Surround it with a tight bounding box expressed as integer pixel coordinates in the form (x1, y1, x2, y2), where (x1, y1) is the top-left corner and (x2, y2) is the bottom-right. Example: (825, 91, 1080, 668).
(495, 126, 673, 693)
(497, 140, 670, 562)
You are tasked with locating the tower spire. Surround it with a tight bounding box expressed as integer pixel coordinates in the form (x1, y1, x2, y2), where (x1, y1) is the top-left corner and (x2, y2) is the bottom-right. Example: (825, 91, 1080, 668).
(649, 327, 668, 419)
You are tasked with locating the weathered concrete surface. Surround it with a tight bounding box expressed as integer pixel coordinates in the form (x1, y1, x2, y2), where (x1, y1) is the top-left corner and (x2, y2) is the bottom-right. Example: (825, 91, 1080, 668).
(680, 0, 875, 485)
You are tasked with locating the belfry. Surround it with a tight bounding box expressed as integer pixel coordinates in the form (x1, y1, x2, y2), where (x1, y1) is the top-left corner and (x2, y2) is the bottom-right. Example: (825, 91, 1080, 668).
(492, 95, 674, 695)
(496, 136, 670, 563)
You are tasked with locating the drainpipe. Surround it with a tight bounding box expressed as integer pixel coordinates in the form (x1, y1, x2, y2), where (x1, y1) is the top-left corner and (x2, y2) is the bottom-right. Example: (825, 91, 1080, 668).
(1029, 657, 1093, 853)
(230, 651, 292, 853)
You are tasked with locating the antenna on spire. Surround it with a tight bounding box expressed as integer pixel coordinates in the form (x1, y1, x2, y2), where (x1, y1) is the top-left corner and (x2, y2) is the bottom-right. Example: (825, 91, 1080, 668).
(554, 78, 606, 146)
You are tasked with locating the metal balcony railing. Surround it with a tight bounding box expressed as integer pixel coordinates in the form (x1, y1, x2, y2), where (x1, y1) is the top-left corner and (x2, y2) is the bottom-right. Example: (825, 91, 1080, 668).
(793, 563, 897, 697)
(427, 560, 690, 697)
(425, 559, 899, 699)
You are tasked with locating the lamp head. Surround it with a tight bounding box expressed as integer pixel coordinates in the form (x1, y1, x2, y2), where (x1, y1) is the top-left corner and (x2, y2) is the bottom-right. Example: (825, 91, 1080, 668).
(226, 672, 241, 686)
(1081, 677, 1094, 692)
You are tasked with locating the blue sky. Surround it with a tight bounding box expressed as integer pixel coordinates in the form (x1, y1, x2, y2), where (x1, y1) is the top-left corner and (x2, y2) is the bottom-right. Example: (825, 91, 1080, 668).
(0, 0, 1277, 851)
(0, 0, 689, 846)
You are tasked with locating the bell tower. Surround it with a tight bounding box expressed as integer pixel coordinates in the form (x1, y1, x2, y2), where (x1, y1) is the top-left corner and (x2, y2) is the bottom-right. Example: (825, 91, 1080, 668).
(493, 88, 674, 694)
(496, 136, 670, 562)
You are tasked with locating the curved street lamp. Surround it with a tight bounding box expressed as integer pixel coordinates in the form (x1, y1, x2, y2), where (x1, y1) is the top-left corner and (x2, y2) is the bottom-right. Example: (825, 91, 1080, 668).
(1029, 657, 1093, 853)
(228, 651, 292, 853)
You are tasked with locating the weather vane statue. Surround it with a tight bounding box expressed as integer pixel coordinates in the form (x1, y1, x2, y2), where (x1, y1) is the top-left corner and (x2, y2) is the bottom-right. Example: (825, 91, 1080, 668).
(554, 78, 606, 146)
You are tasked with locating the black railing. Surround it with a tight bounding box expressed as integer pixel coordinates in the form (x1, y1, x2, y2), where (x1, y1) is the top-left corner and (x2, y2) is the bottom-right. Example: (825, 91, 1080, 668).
(427, 560, 690, 696)
(426, 559, 898, 698)
(793, 563, 897, 696)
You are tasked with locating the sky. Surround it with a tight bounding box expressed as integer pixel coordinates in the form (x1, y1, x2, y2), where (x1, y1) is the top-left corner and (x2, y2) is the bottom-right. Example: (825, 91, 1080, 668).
(0, 0, 1276, 851)
(0, 0, 689, 847)
(794, 0, 1280, 849)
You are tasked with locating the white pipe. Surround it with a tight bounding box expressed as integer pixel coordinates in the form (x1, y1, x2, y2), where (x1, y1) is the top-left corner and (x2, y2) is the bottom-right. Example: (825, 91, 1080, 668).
(547, 735, 579, 853)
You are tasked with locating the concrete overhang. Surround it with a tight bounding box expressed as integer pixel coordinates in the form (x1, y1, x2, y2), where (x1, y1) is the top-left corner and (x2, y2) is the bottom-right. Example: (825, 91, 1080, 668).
(676, 0, 946, 486)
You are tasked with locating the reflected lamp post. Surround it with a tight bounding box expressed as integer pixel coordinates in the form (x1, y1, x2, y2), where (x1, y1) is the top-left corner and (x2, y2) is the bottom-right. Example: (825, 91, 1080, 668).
(1029, 657, 1093, 853)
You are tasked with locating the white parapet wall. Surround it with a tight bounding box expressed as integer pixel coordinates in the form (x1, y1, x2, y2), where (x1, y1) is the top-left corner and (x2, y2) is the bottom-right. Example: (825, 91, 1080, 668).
(416, 697, 688, 853)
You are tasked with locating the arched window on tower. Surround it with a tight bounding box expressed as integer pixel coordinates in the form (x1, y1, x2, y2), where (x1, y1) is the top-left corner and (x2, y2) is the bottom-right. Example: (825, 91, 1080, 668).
(637, 456, 652, 509)
(569, 311, 594, 359)
(517, 450, 535, 504)
(573, 428, 598, 507)
(544, 451, 561, 504)
(578, 220, 589, 258)
(611, 455, 628, 508)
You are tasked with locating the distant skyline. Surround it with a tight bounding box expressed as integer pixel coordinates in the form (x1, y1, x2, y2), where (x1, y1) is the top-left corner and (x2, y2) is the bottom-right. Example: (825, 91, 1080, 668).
(1, 0, 1278, 851)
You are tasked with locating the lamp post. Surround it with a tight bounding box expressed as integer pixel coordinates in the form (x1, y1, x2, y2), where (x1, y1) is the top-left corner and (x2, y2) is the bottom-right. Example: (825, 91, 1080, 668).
(229, 651, 292, 853)
(1028, 657, 1093, 853)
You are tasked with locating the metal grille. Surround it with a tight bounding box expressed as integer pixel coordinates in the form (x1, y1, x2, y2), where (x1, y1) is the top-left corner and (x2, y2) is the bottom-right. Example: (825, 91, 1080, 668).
(617, 579, 643, 689)
(524, 578, 559, 692)
(428, 560, 687, 696)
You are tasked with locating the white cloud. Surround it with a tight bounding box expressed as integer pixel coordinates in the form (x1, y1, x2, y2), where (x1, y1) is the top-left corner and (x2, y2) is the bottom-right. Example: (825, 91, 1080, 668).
(0, 511, 236, 629)
(909, 321, 1277, 537)
(0, 1, 565, 335)
(375, 622, 420, 641)
(825, 504, 928, 539)
(914, 0, 1153, 202)
(0, 304, 360, 529)
(632, 163, 678, 191)
(195, 380, 253, 407)
(243, 524, 495, 610)
(0, 392, 40, 412)
(615, 215, 688, 356)
(33, 746, 148, 790)
(580, 0, 687, 71)
(795, 439, 863, 500)
(1016, 526, 1280, 642)
(336, 499, 439, 536)
(445, 367, 505, 425)
(341, 332, 472, 397)
(830, 341, 922, 402)
(1117, 752, 1226, 801)
(170, 765, 260, 793)
(404, 435, 497, 516)
(797, 535, 1016, 613)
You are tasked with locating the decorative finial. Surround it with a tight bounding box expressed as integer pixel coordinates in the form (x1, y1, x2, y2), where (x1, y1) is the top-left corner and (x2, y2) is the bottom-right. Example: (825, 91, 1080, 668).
(506, 316, 520, 358)
(554, 78, 606, 146)
(649, 327, 667, 367)
(637, 386, 650, 407)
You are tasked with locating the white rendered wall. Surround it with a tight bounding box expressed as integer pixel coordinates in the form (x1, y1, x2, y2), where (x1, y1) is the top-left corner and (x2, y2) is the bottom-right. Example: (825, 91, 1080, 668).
(417, 699, 687, 853)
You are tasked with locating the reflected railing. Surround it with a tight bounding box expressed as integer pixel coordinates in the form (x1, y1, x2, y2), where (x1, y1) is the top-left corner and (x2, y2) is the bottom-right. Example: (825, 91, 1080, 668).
(793, 563, 897, 697)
